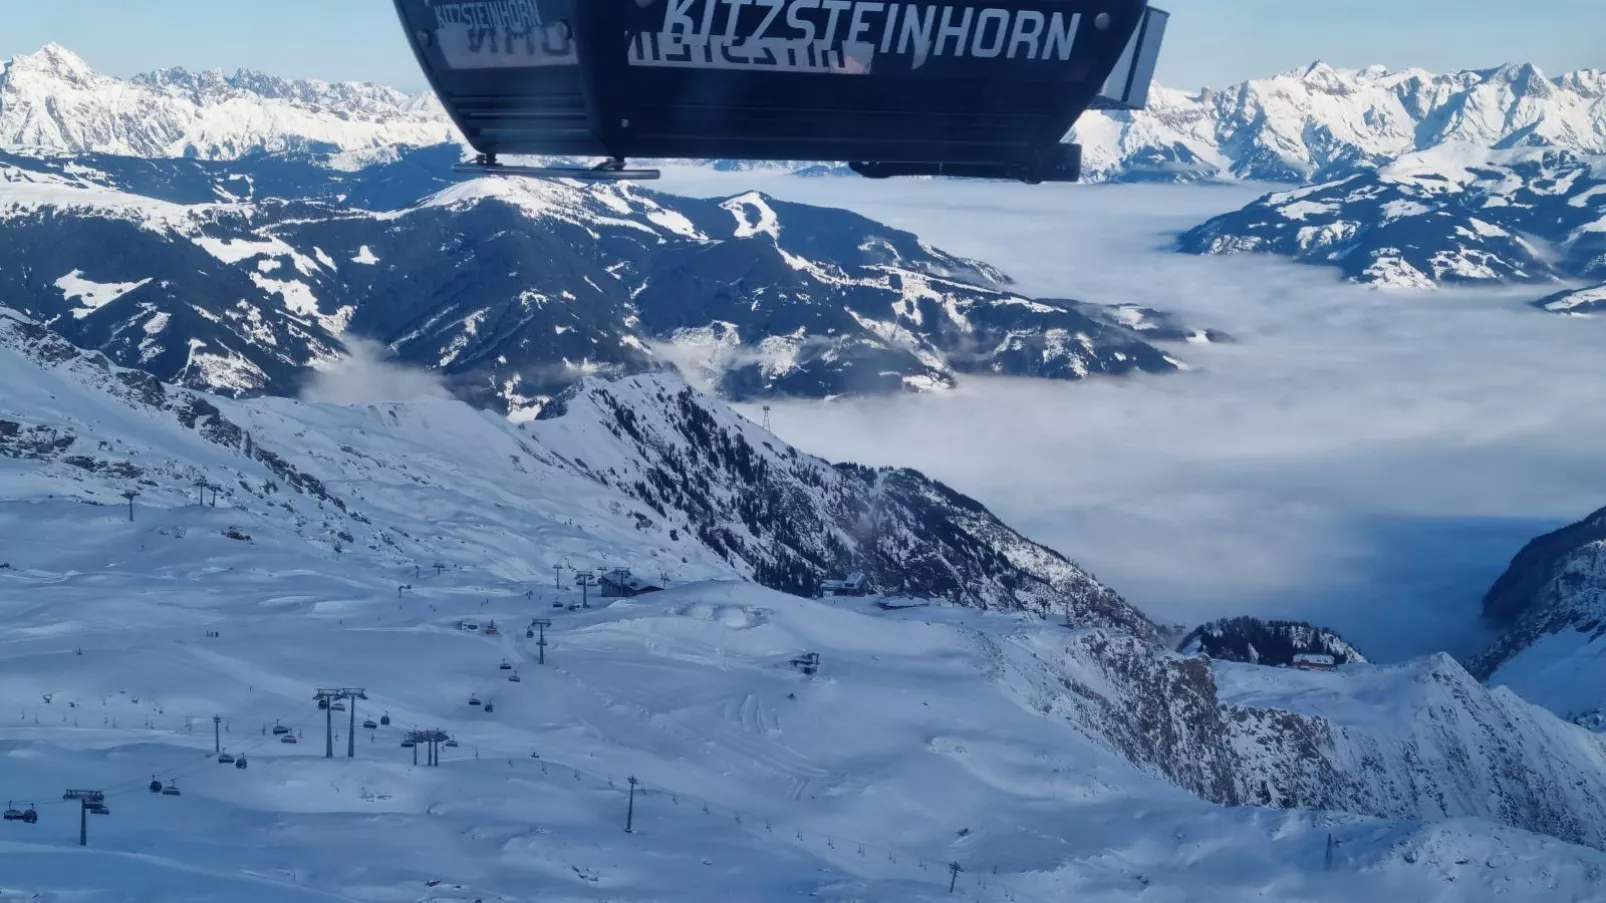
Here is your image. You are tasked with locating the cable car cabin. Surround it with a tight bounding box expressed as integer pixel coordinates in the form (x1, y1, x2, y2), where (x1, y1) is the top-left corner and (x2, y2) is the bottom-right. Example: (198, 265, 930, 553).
(149, 779, 163, 794)
(380, 714, 392, 726)
(235, 756, 249, 769)
(393, 0, 1169, 183)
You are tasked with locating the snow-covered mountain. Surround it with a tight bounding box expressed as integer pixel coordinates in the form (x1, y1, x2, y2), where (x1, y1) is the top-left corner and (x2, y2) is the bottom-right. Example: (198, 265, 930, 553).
(1534, 282, 1606, 315)
(0, 304, 1140, 632)
(1177, 616, 1367, 667)
(0, 147, 1203, 409)
(1075, 61, 1606, 183)
(1178, 146, 1606, 288)
(9, 45, 1606, 189)
(7, 305, 1606, 886)
(0, 44, 456, 160)
(1470, 504, 1606, 731)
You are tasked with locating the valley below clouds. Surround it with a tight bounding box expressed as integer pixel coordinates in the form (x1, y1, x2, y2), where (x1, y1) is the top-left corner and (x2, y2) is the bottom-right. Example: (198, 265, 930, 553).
(656, 173, 1606, 662)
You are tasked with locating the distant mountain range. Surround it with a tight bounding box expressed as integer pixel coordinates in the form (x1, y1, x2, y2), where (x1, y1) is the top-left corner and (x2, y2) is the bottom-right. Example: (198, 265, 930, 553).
(7, 45, 1605, 186)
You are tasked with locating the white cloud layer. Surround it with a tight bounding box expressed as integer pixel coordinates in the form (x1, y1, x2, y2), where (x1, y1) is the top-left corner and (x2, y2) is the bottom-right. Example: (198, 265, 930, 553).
(657, 173, 1606, 662)
(299, 337, 454, 405)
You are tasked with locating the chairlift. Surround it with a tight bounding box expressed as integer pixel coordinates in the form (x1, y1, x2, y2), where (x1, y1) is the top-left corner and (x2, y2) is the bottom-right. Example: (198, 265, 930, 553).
(499, 661, 513, 670)
(217, 753, 235, 764)
(271, 723, 290, 735)
(552, 601, 563, 609)
(235, 756, 248, 769)
(161, 782, 181, 797)
(148, 778, 163, 794)
(363, 719, 378, 730)
(468, 696, 482, 707)
(508, 672, 521, 682)
(444, 739, 459, 748)
(281, 734, 298, 744)
(401, 739, 416, 748)
(330, 701, 346, 712)
(2, 802, 34, 824)
(89, 803, 110, 815)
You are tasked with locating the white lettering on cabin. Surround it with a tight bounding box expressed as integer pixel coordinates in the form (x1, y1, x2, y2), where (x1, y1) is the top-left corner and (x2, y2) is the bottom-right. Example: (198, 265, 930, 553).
(630, 0, 1089, 72)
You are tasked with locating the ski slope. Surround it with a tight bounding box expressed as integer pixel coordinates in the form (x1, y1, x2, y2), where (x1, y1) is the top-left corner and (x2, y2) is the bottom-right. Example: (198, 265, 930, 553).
(4, 564, 1606, 903)
(5, 308, 1606, 900)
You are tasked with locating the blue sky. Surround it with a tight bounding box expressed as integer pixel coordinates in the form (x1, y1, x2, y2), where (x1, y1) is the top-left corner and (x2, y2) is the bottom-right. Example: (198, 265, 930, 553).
(2, 0, 1601, 90)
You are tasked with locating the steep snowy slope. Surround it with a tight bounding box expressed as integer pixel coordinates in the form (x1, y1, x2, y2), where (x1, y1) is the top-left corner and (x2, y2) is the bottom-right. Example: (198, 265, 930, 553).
(1180, 146, 1606, 287)
(528, 374, 1151, 634)
(1470, 505, 1606, 729)
(0, 44, 456, 159)
(1075, 61, 1606, 183)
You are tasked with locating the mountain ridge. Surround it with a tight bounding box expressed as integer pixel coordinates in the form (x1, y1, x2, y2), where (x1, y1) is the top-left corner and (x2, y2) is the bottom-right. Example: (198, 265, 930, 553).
(7, 44, 1606, 185)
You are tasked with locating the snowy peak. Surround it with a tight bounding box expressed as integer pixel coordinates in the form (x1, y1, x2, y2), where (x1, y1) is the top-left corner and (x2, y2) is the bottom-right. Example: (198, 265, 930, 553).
(0, 44, 458, 160)
(5, 42, 97, 82)
(1075, 61, 1606, 183)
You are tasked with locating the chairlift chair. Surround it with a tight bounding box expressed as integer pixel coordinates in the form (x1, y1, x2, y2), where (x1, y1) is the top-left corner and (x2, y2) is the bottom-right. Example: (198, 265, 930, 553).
(500, 661, 512, 670)
(401, 739, 416, 748)
(271, 723, 290, 735)
(218, 753, 235, 764)
(509, 672, 521, 682)
(468, 695, 482, 706)
(444, 739, 459, 748)
(363, 719, 378, 730)
(281, 734, 298, 744)
(2, 803, 24, 822)
(162, 781, 181, 796)
(331, 701, 346, 712)
(89, 803, 110, 815)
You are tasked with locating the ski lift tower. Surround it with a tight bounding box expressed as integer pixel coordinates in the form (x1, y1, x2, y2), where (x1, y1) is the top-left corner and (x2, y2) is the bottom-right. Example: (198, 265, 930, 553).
(404, 729, 451, 766)
(573, 571, 597, 609)
(120, 490, 138, 522)
(533, 619, 553, 665)
(62, 790, 106, 846)
(314, 688, 368, 758)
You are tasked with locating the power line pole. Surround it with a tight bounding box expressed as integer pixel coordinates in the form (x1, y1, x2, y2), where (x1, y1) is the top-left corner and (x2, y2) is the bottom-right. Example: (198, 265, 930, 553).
(534, 619, 552, 665)
(62, 790, 106, 847)
(948, 862, 962, 893)
(625, 776, 639, 833)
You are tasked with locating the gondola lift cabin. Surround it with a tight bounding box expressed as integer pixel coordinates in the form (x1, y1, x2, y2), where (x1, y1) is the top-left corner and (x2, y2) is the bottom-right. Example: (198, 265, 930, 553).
(392, 0, 1168, 182)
